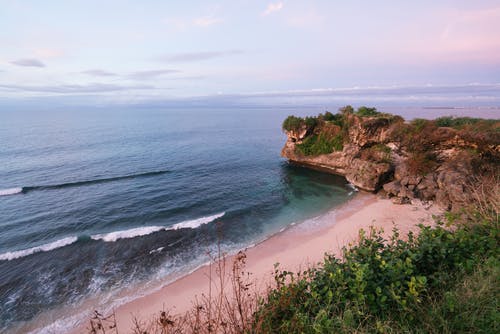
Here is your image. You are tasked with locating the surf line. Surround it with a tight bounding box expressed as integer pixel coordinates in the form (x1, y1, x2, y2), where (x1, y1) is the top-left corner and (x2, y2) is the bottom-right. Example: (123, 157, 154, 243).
(0, 170, 170, 197)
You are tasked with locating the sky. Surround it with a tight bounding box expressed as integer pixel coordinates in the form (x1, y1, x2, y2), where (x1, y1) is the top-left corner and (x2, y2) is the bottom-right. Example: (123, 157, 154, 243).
(1, 0, 500, 106)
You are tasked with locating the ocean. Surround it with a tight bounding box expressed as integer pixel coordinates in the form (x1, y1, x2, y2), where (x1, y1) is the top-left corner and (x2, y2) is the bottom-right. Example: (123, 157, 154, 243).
(0, 107, 356, 333)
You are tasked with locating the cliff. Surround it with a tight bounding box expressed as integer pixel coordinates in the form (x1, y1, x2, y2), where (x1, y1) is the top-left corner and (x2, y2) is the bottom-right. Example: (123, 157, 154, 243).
(281, 108, 499, 210)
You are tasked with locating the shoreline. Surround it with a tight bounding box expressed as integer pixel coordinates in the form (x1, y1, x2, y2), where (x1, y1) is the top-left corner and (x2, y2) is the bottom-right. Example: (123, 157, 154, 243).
(71, 193, 441, 333)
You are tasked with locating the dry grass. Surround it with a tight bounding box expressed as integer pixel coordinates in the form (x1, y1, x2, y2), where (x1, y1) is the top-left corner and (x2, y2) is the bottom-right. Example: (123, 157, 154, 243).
(87, 246, 261, 334)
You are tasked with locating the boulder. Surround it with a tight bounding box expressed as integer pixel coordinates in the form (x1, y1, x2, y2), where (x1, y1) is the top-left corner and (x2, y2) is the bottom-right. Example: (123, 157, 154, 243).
(383, 180, 401, 197)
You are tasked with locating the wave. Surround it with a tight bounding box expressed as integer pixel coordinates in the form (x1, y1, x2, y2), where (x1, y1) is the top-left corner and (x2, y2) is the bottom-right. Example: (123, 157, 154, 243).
(0, 236, 78, 261)
(0, 170, 170, 197)
(91, 226, 165, 242)
(346, 183, 359, 192)
(0, 187, 23, 197)
(91, 212, 225, 242)
(170, 212, 225, 229)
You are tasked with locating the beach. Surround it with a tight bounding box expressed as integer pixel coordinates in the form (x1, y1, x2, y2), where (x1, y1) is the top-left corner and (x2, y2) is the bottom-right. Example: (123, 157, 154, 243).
(76, 193, 441, 332)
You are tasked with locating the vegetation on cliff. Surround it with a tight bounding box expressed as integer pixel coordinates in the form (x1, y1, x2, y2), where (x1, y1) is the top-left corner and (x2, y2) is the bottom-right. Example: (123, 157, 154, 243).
(282, 106, 499, 208)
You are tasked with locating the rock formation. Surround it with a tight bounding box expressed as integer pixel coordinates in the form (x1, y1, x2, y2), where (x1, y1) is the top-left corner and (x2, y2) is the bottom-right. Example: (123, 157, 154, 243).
(281, 112, 499, 210)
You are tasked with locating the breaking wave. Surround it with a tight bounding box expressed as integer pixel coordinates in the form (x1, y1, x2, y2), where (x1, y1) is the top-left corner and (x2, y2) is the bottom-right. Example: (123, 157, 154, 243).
(0, 187, 23, 197)
(0, 236, 79, 261)
(91, 212, 226, 242)
(0, 170, 170, 197)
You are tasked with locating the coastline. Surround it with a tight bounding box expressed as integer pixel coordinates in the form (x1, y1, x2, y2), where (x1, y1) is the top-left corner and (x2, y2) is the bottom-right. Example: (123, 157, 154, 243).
(72, 193, 441, 333)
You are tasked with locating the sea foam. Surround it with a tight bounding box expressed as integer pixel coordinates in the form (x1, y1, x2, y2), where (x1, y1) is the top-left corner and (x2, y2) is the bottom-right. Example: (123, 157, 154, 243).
(0, 187, 23, 197)
(169, 212, 225, 230)
(91, 212, 226, 242)
(91, 226, 165, 242)
(0, 236, 78, 261)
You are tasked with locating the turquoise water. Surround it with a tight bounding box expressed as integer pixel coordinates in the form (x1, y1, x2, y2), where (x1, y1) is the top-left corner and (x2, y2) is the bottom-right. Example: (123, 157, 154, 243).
(0, 107, 354, 332)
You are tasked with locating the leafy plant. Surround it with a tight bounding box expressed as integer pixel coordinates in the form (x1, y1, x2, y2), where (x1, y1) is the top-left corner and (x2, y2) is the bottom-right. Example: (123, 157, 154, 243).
(356, 106, 380, 117)
(297, 133, 343, 156)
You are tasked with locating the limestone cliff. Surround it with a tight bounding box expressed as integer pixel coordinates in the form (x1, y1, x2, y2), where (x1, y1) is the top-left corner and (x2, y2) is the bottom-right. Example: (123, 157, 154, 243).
(281, 110, 499, 210)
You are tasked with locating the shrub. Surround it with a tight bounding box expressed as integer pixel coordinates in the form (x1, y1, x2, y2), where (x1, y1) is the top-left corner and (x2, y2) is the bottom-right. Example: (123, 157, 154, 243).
(339, 105, 354, 115)
(282, 115, 304, 132)
(323, 111, 335, 122)
(434, 116, 498, 131)
(406, 151, 438, 175)
(360, 144, 392, 163)
(356, 106, 380, 117)
(297, 133, 343, 156)
(254, 218, 499, 333)
(304, 116, 318, 130)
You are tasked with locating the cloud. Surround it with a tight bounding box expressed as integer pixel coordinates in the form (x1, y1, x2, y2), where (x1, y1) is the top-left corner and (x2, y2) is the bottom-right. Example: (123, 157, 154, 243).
(0, 83, 153, 94)
(194, 16, 222, 27)
(33, 48, 64, 59)
(159, 50, 243, 62)
(287, 9, 325, 28)
(128, 69, 181, 79)
(262, 2, 284, 16)
(81, 69, 118, 77)
(163, 15, 222, 31)
(10, 58, 45, 67)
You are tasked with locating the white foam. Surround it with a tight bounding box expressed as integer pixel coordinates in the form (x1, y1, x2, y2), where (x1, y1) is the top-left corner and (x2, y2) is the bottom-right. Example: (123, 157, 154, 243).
(347, 183, 359, 192)
(91, 212, 225, 242)
(91, 226, 164, 242)
(0, 236, 78, 261)
(0, 187, 23, 196)
(169, 212, 225, 230)
(149, 247, 164, 254)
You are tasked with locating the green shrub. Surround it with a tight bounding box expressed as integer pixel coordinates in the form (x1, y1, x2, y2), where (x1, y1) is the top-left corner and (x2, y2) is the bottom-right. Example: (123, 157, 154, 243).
(356, 106, 380, 117)
(253, 218, 499, 333)
(304, 116, 318, 130)
(434, 116, 497, 130)
(323, 111, 335, 121)
(282, 115, 304, 132)
(297, 133, 343, 156)
(339, 105, 354, 115)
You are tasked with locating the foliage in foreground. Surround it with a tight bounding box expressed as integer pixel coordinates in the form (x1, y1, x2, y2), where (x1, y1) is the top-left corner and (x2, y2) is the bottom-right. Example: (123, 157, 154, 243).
(253, 221, 499, 333)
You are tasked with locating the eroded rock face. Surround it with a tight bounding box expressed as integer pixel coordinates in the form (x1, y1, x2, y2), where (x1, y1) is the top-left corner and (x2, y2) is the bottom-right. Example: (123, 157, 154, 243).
(281, 114, 499, 210)
(284, 126, 308, 143)
(281, 116, 395, 192)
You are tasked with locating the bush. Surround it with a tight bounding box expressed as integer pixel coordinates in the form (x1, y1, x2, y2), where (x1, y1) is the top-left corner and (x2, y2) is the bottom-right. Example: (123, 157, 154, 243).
(434, 116, 498, 131)
(356, 106, 380, 117)
(253, 218, 499, 333)
(282, 115, 304, 132)
(297, 133, 343, 156)
(360, 144, 392, 163)
(406, 151, 438, 175)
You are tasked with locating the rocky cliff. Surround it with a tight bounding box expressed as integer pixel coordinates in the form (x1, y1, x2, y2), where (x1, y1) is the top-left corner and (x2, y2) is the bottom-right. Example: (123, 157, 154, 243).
(281, 109, 499, 210)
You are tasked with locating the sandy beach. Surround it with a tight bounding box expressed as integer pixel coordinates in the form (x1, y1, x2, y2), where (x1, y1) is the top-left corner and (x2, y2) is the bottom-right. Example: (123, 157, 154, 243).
(73, 193, 441, 332)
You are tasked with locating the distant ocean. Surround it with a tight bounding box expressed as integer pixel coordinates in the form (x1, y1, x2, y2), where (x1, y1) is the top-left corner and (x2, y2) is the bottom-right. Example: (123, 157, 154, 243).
(0, 105, 496, 333)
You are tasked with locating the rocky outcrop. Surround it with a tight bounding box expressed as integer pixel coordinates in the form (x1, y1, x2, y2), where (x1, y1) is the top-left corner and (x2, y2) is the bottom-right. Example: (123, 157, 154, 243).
(282, 140, 392, 192)
(281, 113, 499, 210)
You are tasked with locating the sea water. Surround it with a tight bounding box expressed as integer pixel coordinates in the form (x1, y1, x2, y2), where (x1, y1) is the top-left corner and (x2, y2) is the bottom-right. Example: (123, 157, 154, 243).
(0, 107, 354, 332)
